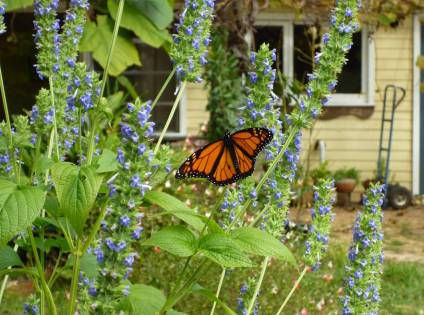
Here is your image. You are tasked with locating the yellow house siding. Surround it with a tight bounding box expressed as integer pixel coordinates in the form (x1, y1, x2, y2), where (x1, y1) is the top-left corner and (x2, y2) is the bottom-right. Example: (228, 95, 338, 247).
(303, 17, 413, 193)
(185, 83, 208, 135)
(182, 15, 414, 194)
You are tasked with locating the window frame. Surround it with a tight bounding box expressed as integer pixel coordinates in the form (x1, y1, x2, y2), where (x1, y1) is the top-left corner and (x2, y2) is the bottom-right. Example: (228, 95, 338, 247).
(256, 12, 375, 107)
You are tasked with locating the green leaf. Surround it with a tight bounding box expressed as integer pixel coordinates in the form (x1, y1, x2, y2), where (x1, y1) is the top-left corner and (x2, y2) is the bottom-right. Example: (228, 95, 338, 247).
(0, 179, 45, 244)
(5, 0, 33, 11)
(117, 76, 138, 99)
(107, 91, 125, 112)
(51, 163, 103, 235)
(35, 237, 69, 253)
(32, 155, 54, 175)
(198, 234, 253, 268)
(190, 284, 237, 315)
(80, 252, 98, 279)
(127, 284, 185, 315)
(142, 226, 197, 257)
(80, 16, 141, 76)
(96, 149, 119, 173)
(144, 191, 205, 231)
(108, 0, 171, 48)
(0, 245, 23, 269)
(231, 227, 297, 267)
(128, 0, 173, 29)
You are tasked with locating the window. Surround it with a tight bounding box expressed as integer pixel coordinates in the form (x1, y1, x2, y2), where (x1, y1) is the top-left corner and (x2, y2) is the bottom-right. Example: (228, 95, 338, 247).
(122, 39, 185, 137)
(255, 12, 374, 106)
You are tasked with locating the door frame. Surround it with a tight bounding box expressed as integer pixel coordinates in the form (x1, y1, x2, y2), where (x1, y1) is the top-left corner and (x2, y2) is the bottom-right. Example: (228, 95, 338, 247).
(413, 13, 424, 195)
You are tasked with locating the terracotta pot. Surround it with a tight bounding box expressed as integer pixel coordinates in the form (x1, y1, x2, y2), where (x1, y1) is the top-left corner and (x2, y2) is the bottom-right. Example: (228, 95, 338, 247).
(335, 178, 357, 193)
(362, 178, 378, 190)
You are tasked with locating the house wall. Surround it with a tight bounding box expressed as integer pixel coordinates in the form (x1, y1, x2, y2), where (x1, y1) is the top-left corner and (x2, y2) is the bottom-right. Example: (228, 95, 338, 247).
(183, 16, 414, 196)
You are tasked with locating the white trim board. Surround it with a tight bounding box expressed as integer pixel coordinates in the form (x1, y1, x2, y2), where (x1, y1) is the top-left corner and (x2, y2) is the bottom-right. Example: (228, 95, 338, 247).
(412, 14, 423, 195)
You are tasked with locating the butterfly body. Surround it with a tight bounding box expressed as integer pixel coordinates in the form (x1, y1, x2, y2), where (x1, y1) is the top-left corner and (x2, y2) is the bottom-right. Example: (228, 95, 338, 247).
(176, 128, 273, 186)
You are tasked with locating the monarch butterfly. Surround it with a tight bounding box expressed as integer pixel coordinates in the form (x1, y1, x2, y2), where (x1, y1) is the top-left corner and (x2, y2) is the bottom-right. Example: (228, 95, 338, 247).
(175, 128, 273, 186)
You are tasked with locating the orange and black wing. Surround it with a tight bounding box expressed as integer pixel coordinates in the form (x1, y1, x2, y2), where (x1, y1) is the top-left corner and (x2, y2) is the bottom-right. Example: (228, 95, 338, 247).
(230, 127, 273, 178)
(175, 139, 226, 183)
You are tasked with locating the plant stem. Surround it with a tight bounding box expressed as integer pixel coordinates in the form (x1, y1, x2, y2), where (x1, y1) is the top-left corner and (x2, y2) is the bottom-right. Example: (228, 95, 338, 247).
(81, 200, 109, 254)
(151, 67, 176, 110)
(249, 204, 270, 227)
(49, 77, 60, 160)
(246, 257, 269, 315)
(275, 266, 308, 315)
(87, 0, 125, 165)
(0, 243, 18, 304)
(68, 240, 82, 315)
(0, 61, 19, 181)
(28, 228, 57, 315)
(210, 268, 226, 315)
(154, 81, 187, 155)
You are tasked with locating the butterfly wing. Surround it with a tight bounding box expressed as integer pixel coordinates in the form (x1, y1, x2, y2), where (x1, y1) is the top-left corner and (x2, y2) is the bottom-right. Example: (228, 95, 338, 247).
(175, 139, 225, 181)
(231, 127, 273, 177)
(210, 146, 238, 185)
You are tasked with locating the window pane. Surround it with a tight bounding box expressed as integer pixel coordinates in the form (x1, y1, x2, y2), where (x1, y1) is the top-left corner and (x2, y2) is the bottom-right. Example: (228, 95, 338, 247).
(254, 26, 283, 73)
(0, 13, 46, 119)
(293, 25, 362, 94)
(124, 42, 180, 133)
(336, 32, 362, 94)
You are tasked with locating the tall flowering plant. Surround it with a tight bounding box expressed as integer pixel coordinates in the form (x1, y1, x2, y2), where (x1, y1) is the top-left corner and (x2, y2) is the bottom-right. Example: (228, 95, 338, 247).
(342, 183, 384, 315)
(0, 1, 5, 35)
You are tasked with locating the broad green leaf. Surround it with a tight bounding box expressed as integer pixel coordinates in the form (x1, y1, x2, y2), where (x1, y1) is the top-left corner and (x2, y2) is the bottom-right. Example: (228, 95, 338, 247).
(127, 0, 173, 29)
(190, 284, 237, 315)
(231, 227, 297, 267)
(35, 237, 69, 253)
(51, 162, 103, 235)
(198, 234, 253, 268)
(108, 0, 171, 48)
(0, 179, 45, 244)
(43, 194, 61, 217)
(32, 155, 54, 175)
(80, 252, 98, 279)
(127, 284, 185, 315)
(117, 76, 138, 99)
(0, 245, 23, 269)
(5, 0, 33, 11)
(96, 149, 119, 173)
(80, 16, 141, 76)
(142, 226, 197, 257)
(107, 91, 125, 112)
(144, 191, 205, 231)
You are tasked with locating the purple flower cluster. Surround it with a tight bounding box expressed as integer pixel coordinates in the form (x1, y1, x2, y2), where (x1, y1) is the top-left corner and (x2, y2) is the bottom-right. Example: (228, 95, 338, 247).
(171, 0, 215, 82)
(80, 99, 171, 312)
(0, 0, 6, 34)
(303, 178, 336, 270)
(236, 281, 259, 315)
(342, 183, 384, 314)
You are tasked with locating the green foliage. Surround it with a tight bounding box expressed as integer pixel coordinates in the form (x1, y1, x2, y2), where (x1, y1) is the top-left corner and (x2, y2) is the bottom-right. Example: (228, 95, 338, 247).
(51, 162, 103, 235)
(0, 179, 45, 244)
(198, 233, 253, 268)
(4, 0, 32, 11)
(144, 191, 205, 231)
(80, 15, 141, 76)
(231, 227, 297, 267)
(333, 167, 360, 183)
(142, 226, 197, 257)
(107, 0, 171, 48)
(204, 28, 243, 140)
(310, 161, 332, 183)
(0, 245, 23, 269)
(96, 149, 119, 173)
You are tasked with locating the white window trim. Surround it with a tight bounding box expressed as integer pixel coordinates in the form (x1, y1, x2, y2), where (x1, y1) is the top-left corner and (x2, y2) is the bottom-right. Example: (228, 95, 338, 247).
(256, 12, 375, 107)
(412, 13, 423, 195)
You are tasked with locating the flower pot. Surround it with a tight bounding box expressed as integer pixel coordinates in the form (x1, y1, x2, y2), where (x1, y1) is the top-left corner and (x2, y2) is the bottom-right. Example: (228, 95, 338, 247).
(362, 178, 378, 190)
(335, 178, 357, 193)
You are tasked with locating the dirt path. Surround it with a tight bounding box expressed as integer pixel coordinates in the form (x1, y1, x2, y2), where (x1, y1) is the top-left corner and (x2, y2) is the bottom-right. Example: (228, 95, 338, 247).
(291, 205, 424, 263)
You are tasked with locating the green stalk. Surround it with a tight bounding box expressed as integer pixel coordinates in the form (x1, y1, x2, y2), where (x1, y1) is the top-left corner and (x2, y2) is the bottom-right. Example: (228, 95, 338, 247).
(154, 81, 186, 154)
(81, 200, 109, 254)
(275, 266, 308, 315)
(28, 228, 57, 315)
(0, 244, 18, 303)
(87, 0, 125, 165)
(68, 240, 82, 315)
(151, 67, 176, 110)
(209, 268, 226, 315)
(49, 77, 60, 160)
(246, 257, 269, 315)
(0, 62, 19, 181)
